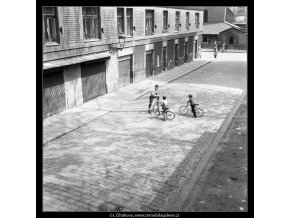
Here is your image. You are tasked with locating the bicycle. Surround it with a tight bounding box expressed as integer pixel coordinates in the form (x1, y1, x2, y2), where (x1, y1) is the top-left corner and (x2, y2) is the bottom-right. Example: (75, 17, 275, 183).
(179, 103, 204, 117)
(150, 100, 175, 120)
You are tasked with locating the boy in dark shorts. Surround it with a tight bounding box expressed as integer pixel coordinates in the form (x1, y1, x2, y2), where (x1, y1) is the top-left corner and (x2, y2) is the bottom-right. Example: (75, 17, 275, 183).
(188, 94, 197, 118)
(148, 84, 160, 113)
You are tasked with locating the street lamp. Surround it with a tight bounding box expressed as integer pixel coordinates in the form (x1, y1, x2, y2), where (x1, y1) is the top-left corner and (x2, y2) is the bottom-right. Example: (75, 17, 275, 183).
(109, 34, 127, 54)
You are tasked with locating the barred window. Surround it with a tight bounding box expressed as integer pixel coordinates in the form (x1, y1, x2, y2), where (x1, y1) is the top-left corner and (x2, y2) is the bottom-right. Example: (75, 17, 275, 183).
(43, 7, 59, 43)
(175, 12, 180, 31)
(145, 10, 154, 36)
(82, 7, 101, 40)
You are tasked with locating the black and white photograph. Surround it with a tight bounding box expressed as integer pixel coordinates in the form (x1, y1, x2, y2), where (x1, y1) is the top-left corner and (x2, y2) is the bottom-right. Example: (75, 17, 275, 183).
(41, 6, 248, 213)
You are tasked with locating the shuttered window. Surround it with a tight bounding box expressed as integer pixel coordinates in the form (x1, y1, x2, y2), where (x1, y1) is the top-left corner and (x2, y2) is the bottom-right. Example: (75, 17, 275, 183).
(43, 7, 59, 44)
(163, 11, 168, 31)
(186, 12, 190, 30)
(126, 8, 133, 36)
(195, 13, 200, 29)
(117, 8, 125, 35)
(145, 10, 154, 36)
(82, 7, 101, 40)
(117, 8, 133, 36)
(175, 12, 180, 32)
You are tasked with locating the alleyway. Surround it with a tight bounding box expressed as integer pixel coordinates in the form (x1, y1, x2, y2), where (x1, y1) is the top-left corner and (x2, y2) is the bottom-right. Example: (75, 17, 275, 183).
(43, 52, 247, 212)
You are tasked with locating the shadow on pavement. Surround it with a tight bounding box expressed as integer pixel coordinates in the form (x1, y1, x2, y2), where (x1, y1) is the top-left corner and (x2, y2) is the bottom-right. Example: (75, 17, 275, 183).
(142, 131, 217, 212)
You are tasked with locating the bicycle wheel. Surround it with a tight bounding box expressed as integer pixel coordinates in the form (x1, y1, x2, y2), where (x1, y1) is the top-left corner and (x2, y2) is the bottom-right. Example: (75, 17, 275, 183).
(166, 111, 175, 120)
(179, 106, 188, 115)
(195, 108, 204, 117)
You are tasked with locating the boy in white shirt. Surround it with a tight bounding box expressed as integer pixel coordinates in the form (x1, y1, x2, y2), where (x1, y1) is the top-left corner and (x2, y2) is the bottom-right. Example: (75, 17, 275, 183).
(161, 96, 169, 120)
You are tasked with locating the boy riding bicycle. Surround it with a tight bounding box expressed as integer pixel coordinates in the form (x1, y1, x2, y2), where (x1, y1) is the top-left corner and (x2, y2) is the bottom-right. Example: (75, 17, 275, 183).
(160, 96, 169, 120)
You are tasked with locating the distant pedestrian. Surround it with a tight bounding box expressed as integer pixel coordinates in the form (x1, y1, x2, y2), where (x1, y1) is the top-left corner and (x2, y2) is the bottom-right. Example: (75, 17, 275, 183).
(214, 46, 218, 58)
(148, 84, 160, 113)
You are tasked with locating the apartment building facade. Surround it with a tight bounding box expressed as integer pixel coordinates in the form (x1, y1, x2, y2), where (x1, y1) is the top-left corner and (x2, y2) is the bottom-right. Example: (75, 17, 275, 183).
(43, 7, 203, 118)
(228, 6, 247, 29)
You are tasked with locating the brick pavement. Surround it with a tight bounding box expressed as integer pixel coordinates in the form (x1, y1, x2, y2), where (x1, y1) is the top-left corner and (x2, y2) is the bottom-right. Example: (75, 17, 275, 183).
(43, 81, 244, 211)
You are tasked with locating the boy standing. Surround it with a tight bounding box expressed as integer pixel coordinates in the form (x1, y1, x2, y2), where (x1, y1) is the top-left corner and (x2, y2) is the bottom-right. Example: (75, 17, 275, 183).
(188, 94, 197, 118)
(148, 84, 160, 113)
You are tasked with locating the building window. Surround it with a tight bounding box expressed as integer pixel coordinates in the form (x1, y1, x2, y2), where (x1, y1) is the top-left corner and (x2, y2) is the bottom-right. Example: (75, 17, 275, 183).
(229, 37, 234, 45)
(126, 8, 133, 36)
(204, 9, 208, 23)
(175, 11, 180, 31)
(43, 7, 59, 44)
(117, 8, 125, 35)
(238, 7, 245, 12)
(145, 10, 154, 36)
(235, 15, 245, 23)
(186, 12, 190, 30)
(203, 36, 208, 43)
(163, 11, 168, 31)
(82, 7, 101, 40)
(195, 13, 200, 29)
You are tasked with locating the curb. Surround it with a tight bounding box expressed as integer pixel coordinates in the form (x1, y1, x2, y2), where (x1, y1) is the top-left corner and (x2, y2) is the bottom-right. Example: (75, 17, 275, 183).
(43, 59, 213, 145)
(175, 90, 247, 211)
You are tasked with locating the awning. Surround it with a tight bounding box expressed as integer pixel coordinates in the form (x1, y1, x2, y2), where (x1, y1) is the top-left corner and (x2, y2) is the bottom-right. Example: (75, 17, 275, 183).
(43, 52, 111, 70)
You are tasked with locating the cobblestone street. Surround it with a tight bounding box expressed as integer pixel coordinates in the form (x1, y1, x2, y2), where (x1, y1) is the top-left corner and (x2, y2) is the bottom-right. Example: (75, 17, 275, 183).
(43, 53, 247, 212)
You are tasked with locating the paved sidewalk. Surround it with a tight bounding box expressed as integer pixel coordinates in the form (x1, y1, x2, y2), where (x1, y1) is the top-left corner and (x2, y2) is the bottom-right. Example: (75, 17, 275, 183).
(43, 59, 213, 145)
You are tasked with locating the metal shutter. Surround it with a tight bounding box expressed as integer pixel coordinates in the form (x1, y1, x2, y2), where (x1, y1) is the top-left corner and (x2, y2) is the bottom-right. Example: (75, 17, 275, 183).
(179, 37, 185, 60)
(167, 40, 174, 70)
(118, 57, 131, 87)
(133, 45, 145, 82)
(153, 41, 162, 75)
(43, 70, 66, 118)
(188, 36, 194, 54)
(146, 51, 153, 77)
(81, 61, 107, 103)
